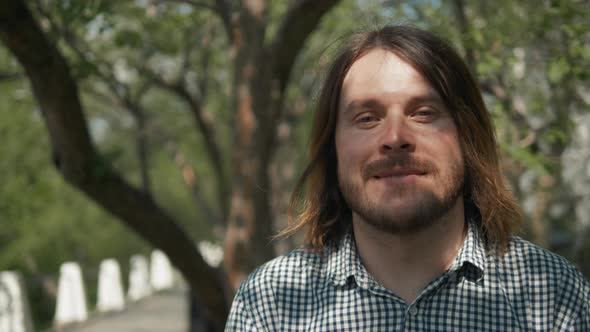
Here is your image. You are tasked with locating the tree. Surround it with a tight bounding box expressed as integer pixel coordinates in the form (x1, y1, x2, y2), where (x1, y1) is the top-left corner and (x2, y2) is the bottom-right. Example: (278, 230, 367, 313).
(0, 99, 153, 328)
(388, 0, 590, 268)
(3, 1, 588, 329)
(0, 0, 341, 329)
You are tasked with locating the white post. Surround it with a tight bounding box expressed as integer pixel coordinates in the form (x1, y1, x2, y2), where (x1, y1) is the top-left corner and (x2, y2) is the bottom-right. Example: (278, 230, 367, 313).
(54, 262, 88, 326)
(128, 255, 151, 301)
(150, 250, 174, 291)
(197, 241, 224, 267)
(96, 259, 125, 312)
(0, 271, 34, 332)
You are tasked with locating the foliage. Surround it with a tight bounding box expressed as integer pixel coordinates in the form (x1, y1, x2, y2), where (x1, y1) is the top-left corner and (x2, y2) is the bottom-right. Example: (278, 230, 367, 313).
(1, 0, 589, 328)
(0, 58, 149, 328)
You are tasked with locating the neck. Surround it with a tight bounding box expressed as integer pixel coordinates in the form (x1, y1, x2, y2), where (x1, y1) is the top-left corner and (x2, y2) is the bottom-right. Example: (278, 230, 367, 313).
(352, 199, 466, 304)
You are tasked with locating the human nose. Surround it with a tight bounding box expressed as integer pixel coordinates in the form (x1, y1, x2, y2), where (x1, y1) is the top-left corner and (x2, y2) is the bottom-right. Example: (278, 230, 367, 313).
(378, 116, 415, 154)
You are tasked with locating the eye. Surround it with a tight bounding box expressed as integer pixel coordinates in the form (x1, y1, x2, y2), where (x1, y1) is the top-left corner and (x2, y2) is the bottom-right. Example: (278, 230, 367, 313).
(354, 113, 380, 128)
(357, 115, 378, 122)
(412, 108, 439, 121)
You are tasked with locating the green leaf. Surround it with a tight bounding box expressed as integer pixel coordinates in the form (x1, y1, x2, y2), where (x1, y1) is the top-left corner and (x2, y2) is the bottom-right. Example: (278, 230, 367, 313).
(548, 57, 570, 83)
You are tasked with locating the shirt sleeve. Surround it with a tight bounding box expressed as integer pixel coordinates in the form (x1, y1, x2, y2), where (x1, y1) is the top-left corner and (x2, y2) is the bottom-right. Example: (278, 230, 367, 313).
(557, 270, 590, 331)
(571, 278, 590, 331)
(225, 291, 259, 332)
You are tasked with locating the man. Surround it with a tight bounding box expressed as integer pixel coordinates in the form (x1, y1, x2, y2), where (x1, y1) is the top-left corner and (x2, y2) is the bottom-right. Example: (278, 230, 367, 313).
(225, 25, 590, 331)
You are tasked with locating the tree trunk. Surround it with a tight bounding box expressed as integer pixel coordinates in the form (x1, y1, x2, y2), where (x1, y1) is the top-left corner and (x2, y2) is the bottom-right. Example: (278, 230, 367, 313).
(222, 0, 341, 290)
(0, 1, 229, 330)
(223, 1, 276, 288)
(0, 0, 341, 328)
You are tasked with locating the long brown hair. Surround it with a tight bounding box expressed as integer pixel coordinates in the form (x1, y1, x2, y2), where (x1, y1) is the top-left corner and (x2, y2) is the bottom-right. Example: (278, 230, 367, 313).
(280, 25, 522, 253)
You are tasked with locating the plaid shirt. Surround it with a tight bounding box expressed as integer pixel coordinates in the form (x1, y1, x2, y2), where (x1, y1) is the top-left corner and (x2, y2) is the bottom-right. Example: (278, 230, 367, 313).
(226, 222, 590, 331)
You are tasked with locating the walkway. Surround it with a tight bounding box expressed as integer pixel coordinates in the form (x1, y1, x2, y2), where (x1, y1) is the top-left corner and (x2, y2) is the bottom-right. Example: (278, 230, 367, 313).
(62, 289, 188, 332)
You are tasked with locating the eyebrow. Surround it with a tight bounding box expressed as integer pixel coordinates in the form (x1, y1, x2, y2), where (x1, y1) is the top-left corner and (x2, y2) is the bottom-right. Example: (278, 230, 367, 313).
(343, 98, 385, 114)
(406, 93, 445, 107)
(343, 92, 445, 114)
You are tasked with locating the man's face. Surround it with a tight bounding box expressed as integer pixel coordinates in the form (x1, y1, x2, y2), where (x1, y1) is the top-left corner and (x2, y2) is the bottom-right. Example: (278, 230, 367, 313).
(335, 48, 465, 234)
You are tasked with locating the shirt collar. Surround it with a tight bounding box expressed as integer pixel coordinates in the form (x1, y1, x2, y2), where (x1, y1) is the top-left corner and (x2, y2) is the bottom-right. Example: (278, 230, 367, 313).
(326, 220, 487, 287)
(326, 229, 374, 289)
(449, 221, 486, 282)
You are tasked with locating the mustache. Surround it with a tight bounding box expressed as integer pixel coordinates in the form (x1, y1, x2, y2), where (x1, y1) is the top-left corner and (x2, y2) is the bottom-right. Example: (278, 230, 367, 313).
(363, 155, 438, 179)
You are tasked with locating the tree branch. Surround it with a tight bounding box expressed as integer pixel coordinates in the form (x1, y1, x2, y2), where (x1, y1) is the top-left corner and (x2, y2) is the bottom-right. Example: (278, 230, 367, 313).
(480, 76, 531, 135)
(257, 0, 340, 165)
(0, 71, 23, 82)
(170, 146, 223, 228)
(83, 91, 153, 197)
(147, 69, 230, 222)
(49, 0, 229, 223)
(32, 1, 127, 99)
(214, 0, 233, 42)
(180, 27, 195, 76)
(154, 0, 216, 11)
(270, 0, 341, 93)
(452, 0, 477, 74)
(154, 0, 233, 42)
(36, 4, 158, 196)
(0, 1, 229, 329)
(126, 101, 153, 194)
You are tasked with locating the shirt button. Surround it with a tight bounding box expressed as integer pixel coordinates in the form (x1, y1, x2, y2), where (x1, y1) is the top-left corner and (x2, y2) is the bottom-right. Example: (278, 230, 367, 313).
(408, 306, 418, 316)
(448, 272, 457, 283)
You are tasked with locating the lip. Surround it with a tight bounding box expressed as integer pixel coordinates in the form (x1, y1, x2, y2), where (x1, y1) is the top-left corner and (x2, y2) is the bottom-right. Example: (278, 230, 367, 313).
(372, 169, 426, 179)
(372, 173, 424, 185)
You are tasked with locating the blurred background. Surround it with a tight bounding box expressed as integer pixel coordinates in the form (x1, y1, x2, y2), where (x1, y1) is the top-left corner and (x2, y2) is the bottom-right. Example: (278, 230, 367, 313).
(1, 0, 589, 330)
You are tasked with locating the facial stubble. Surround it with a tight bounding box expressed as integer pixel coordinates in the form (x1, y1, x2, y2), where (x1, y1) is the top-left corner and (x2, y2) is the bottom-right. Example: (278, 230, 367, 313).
(338, 157, 465, 235)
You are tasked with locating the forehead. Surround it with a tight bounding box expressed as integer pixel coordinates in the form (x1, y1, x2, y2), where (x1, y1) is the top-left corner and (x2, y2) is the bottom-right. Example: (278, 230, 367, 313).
(339, 48, 439, 110)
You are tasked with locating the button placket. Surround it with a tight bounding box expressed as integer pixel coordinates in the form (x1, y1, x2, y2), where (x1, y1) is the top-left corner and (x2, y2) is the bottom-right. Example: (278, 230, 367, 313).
(448, 272, 457, 283)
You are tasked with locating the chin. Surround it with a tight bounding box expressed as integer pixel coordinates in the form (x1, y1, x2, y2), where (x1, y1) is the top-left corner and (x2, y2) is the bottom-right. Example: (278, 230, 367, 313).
(360, 211, 438, 235)
(374, 191, 435, 207)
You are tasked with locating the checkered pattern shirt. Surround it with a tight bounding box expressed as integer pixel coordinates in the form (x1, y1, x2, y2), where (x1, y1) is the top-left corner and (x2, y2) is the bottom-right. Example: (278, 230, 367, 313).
(226, 222, 590, 331)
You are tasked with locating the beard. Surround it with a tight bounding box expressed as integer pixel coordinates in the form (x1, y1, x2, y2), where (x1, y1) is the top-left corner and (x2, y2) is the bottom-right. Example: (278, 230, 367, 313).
(338, 155, 464, 235)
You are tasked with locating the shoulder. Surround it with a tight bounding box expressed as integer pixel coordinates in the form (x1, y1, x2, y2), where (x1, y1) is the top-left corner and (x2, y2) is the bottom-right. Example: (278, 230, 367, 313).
(500, 236, 589, 328)
(503, 236, 588, 287)
(238, 246, 326, 295)
(226, 247, 329, 330)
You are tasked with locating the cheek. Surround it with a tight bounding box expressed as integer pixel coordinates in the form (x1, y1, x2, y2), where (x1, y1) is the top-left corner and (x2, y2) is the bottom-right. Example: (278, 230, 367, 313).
(450, 130, 463, 160)
(334, 128, 349, 166)
(439, 131, 464, 167)
(335, 134, 368, 172)
(335, 144, 352, 177)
